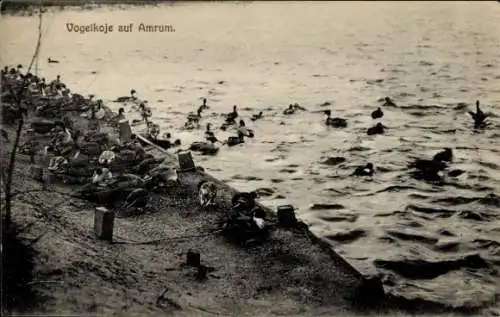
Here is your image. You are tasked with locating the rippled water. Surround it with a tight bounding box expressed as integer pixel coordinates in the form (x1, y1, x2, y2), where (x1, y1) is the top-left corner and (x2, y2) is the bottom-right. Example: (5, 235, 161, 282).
(2, 1, 500, 312)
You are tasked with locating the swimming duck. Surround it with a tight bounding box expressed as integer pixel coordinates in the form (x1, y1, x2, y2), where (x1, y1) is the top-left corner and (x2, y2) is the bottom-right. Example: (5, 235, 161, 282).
(382, 97, 397, 107)
(433, 148, 453, 162)
(189, 139, 219, 155)
(237, 120, 255, 138)
(352, 163, 375, 177)
(371, 107, 384, 119)
(48, 57, 59, 64)
(408, 148, 452, 174)
(292, 103, 307, 111)
(226, 105, 239, 122)
(468, 100, 489, 128)
(115, 89, 137, 103)
(251, 111, 263, 121)
(367, 123, 386, 135)
(204, 123, 218, 143)
(201, 98, 209, 110)
(225, 131, 245, 147)
(187, 106, 203, 123)
(324, 110, 348, 128)
(283, 104, 295, 115)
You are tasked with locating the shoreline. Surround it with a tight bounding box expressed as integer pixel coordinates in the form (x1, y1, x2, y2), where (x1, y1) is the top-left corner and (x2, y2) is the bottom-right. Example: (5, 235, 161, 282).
(1, 67, 486, 315)
(0, 0, 215, 14)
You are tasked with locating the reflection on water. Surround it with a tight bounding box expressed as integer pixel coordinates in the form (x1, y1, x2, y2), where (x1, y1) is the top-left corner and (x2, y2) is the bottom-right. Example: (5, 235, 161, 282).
(1, 1, 500, 313)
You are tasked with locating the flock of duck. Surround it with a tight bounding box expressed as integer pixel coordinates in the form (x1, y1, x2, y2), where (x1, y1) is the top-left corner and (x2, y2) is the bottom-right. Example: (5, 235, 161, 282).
(112, 88, 493, 183)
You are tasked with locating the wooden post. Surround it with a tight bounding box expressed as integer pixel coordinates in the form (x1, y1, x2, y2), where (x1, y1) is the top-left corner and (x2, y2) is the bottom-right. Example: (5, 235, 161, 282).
(277, 205, 298, 228)
(94, 207, 115, 242)
(186, 250, 200, 267)
(177, 151, 196, 172)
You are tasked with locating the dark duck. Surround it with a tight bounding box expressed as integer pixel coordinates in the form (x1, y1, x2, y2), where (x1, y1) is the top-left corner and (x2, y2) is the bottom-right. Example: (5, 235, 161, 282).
(115, 89, 137, 102)
(251, 111, 263, 121)
(225, 130, 245, 147)
(324, 110, 347, 128)
(408, 148, 454, 181)
(352, 163, 375, 177)
(382, 96, 397, 107)
(468, 100, 489, 128)
(48, 57, 59, 64)
(200, 98, 209, 110)
(204, 123, 218, 143)
(188, 125, 219, 155)
(283, 104, 295, 115)
(367, 122, 386, 135)
(187, 106, 203, 123)
(225, 105, 239, 123)
(371, 107, 384, 119)
(148, 124, 180, 149)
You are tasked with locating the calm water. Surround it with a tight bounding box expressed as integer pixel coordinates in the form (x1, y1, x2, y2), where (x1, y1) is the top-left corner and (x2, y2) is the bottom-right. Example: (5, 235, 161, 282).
(2, 1, 500, 312)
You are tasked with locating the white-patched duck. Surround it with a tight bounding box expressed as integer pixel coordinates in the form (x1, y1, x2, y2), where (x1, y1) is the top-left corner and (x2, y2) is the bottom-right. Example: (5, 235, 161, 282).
(352, 163, 375, 177)
(237, 120, 255, 138)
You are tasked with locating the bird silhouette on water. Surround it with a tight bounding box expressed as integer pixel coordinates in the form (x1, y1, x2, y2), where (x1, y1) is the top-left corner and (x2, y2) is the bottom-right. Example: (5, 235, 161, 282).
(409, 148, 454, 182)
(468, 100, 489, 129)
(371, 107, 384, 119)
(367, 123, 386, 135)
(324, 110, 347, 128)
(382, 97, 397, 107)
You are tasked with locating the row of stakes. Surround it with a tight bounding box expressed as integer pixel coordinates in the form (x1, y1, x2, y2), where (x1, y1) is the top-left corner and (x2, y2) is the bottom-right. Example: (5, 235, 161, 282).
(94, 151, 300, 242)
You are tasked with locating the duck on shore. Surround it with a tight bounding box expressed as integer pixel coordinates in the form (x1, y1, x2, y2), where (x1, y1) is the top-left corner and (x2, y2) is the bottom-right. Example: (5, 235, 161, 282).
(382, 97, 397, 107)
(251, 111, 263, 121)
(367, 122, 386, 135)
(139, 103, 152, 124)
(468, 100, 489, 128)
(115, 89, 137, 103)
(48, 57, 59, 64)
(371, 107, 384, 119)
(324, 110, 347, 128)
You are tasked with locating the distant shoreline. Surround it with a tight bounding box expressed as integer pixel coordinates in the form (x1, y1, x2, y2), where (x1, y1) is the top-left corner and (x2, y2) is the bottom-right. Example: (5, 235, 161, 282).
(0, 0, 216, 14)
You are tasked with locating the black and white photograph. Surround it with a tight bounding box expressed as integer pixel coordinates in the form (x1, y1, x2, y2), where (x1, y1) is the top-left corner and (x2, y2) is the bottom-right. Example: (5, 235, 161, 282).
(1, 1, 499, 316)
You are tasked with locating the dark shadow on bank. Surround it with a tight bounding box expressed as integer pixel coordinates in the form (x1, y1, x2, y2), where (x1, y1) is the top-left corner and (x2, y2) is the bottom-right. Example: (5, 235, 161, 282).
(1, 218, 43, 315)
